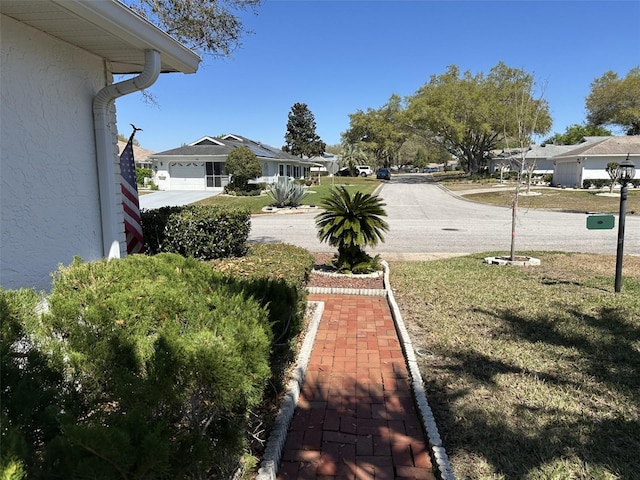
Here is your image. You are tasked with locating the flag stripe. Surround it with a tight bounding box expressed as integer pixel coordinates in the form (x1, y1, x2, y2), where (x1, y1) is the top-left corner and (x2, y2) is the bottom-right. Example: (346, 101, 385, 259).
(119, 135, 145, 254)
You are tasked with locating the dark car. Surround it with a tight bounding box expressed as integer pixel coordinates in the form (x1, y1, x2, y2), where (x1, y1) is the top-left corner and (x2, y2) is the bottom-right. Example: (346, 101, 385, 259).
(376, 168, 391, 180)
(336, 167, 352, 176)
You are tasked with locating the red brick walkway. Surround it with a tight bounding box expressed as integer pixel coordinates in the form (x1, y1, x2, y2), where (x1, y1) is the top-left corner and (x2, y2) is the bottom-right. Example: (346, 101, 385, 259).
(277, 294, 436, 480)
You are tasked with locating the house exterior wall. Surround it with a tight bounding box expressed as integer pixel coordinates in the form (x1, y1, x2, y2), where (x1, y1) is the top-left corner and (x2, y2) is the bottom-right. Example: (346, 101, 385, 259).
(1, 15, 108, 291)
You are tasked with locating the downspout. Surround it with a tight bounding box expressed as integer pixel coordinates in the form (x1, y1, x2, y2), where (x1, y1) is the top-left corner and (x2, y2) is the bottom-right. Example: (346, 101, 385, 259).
(93, 49, 161, 258)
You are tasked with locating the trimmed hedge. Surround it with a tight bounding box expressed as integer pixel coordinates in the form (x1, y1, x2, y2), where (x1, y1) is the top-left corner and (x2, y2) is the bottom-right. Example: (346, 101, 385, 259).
(141, 205, 250, 259)
(2, 254, 274, 479)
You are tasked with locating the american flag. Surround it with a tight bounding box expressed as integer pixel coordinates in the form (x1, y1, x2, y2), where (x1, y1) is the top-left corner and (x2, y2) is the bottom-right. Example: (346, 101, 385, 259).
(119, 132, 145, 254)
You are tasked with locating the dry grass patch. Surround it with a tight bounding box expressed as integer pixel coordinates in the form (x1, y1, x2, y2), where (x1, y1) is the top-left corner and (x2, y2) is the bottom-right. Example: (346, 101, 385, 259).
(390, 253, 640, 479)
(462, 188, 640, 214)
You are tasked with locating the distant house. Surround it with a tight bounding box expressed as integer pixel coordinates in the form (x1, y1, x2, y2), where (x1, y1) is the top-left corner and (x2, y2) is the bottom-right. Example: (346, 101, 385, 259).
(489, 136, 640, 187)
(0, 0, 200, 291)
(489, 143, 574, 175)
(150, 134, 321, 190)
(117, 141, 155, 169)
(552, 136, 640, 188)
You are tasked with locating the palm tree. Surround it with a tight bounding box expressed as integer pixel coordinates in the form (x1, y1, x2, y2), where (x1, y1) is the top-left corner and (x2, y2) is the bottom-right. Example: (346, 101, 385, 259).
(315, 186, 389, 272)
(340, 143, 368, 175)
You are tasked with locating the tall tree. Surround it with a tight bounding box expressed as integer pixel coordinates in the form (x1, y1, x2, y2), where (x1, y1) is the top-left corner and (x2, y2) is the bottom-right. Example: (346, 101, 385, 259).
(586, 66, 640, 135)
(342, 94, 408, 167)
(544, 123, 612, 145)
(404, 62, 552, 174)
(123, 0, 261, 57)
(282, 103, 326, 158)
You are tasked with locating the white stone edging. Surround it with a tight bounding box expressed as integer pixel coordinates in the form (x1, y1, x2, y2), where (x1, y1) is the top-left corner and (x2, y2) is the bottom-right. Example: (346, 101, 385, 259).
(382, 260, 456, 480)
(258, 261, 455, 480)
(255, 301, 325, 480)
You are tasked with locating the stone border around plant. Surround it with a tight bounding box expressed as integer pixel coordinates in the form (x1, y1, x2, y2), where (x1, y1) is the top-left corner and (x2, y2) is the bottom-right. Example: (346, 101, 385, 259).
(256, 262, 455, 480)
(484, 256, 541, 266)
(311, 268, 383, 279)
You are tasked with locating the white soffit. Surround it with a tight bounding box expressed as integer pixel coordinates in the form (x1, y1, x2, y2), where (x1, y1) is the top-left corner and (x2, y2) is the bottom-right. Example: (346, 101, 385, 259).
(0, 0, 201, 74)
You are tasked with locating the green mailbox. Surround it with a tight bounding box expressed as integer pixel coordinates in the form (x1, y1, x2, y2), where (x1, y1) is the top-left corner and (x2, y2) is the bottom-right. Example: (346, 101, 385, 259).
(586, 215, 615, 230)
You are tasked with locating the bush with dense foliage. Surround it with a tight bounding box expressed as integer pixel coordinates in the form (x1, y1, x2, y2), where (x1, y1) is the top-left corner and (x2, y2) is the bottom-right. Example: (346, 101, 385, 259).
(211, 243, 314, 356)
(1, 289, 64, 479)
(224, 146, 262, 192)
(141, 205, 250, 259)
(135, 167, 153, 186)
(1, 254, 275, 479)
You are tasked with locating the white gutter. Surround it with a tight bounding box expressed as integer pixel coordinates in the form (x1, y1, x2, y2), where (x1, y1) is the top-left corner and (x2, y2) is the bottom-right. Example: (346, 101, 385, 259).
(93, 49, 161, 258)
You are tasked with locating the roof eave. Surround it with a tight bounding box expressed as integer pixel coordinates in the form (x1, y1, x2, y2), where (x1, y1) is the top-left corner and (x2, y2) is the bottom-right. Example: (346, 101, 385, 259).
(54, 0, 201, 74)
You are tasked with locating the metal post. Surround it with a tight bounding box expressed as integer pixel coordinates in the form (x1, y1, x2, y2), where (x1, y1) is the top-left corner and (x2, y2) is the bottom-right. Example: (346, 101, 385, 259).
(614, 182, 628, 293)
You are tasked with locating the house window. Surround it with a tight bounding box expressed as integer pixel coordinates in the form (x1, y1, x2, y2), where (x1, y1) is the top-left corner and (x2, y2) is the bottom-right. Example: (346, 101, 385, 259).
(293, 166, 301, 178)
(286, 165, 292, 177)
(206, 161, 226, 188)
(279, 164, 285, 176)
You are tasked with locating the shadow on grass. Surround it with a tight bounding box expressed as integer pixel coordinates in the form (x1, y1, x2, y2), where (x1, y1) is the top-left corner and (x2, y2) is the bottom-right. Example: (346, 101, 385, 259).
(419, 304, 640, 478)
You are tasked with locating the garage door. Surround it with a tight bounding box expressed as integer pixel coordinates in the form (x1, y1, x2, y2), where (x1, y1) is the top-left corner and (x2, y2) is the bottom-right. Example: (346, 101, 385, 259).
(169, 162, 205, 190)
(554, 161, 579, 187)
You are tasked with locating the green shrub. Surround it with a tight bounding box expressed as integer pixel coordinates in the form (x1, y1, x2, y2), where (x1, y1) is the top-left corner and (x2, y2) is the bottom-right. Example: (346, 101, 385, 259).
(211, 243, 313, 350)
(140, 205, 185, 255)
(1, 289, 64, 479)
(141, 205, 250, 260)
(32, 254, 272, 478)
(135, 167, 152, 186)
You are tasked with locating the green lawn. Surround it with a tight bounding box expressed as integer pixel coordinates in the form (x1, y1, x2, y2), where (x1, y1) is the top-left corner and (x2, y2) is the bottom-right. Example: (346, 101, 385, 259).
(389, 252, 640, 479)
(193, 176, 381, 214)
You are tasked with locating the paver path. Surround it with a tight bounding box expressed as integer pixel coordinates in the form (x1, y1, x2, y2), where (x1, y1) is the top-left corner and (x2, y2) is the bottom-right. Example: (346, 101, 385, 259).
(277, 294, 437, 480)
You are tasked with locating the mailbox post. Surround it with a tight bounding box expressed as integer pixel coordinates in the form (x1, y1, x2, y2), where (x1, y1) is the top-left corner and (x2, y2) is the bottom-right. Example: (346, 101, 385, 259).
(614, 155, 636, 293)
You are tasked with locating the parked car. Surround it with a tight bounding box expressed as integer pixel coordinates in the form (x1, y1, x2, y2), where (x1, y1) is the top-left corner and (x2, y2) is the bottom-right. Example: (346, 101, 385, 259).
(336, 167, 352, 176)
(376, 168, 391, 180)
(355, 165, 373, 177)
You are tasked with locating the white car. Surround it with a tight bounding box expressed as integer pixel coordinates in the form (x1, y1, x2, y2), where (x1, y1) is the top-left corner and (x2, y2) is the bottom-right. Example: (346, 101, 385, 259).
(355, 165, 373, 177)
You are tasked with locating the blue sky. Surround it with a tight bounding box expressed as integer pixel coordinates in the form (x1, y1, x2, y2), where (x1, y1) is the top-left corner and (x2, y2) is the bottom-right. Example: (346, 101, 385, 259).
(115, 0, 640, 153)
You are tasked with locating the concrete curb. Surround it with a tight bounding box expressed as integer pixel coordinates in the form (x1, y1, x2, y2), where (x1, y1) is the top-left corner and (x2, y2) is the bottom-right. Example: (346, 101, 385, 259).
(255, 301, 325, 480)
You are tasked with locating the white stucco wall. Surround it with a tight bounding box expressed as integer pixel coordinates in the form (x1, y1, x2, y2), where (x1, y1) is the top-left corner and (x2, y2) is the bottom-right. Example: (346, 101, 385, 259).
(1, 15, 108, 291)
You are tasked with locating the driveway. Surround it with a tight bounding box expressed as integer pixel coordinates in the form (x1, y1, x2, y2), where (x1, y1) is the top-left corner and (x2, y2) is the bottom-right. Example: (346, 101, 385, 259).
(248, 175, 640, 258)
(139, 189, 222, 210)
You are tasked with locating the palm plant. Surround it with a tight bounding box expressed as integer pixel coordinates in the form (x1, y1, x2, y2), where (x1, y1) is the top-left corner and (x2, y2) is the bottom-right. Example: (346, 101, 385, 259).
(340, 143, 368, 175)
(315, 186, 389, 273)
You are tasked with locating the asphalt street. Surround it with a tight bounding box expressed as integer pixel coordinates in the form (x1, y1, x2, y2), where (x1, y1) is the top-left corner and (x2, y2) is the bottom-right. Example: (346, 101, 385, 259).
(248, 175, 640, 258)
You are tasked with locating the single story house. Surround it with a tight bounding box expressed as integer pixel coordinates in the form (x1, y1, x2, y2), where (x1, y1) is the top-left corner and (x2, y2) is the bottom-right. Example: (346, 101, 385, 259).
(117, 140, 155, 169)
(488, 136, 640, 186)
(149, 134, 321, 190)
(0, 0, 200, 291)
(552, 136, 640, 188)
(489, 143, 574, 175)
